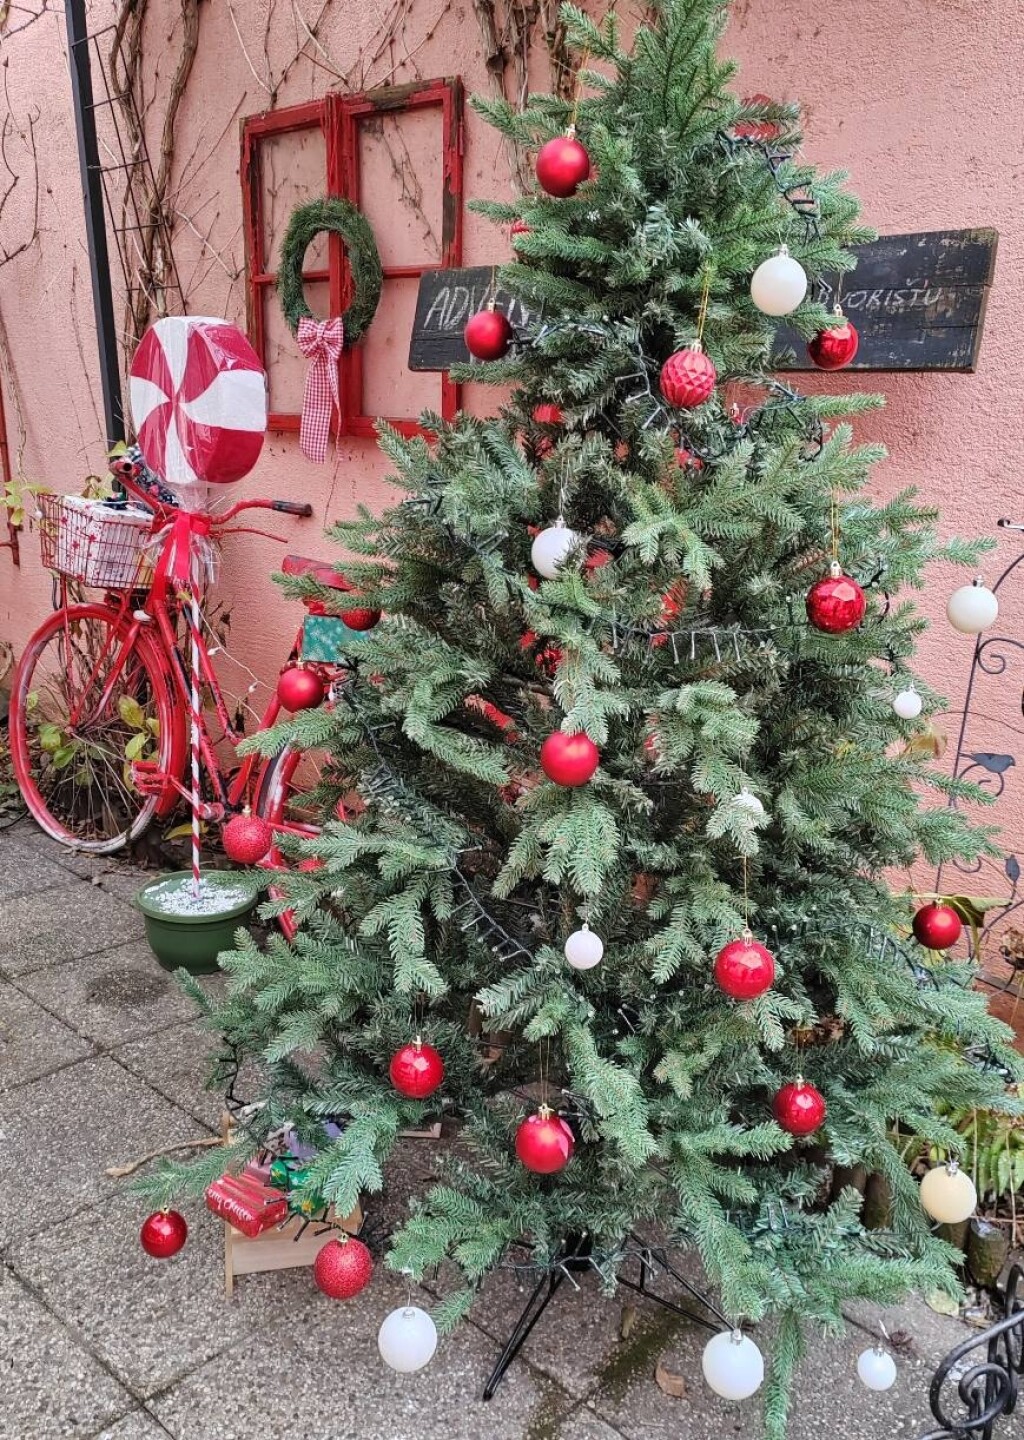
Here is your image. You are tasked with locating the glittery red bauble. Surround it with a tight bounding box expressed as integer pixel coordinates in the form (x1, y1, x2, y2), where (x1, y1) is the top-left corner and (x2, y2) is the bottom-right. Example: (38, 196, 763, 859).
(659, 348, 717, 409)
(389, 1041, 445, 1099)
(773, 1081, 827, 1136)
(540, 731, 600, 786)
(912, 902, 963, 950)
(140, 1210, 188, 1258)
(533, 403, 564, 428)
(465, 308, 513, 361)
(340, 605, 381, 631)
(510, 219, 532, 247)
(805, 571, 867, 634)
(734, 93, 782, 142)
(222, 812, 273, 865)
(584, 548, 613, 573)
(535, 135, 591, 197)
(277, 666, 324, 711)
(675, 447, 704, 471)
(313, 1236, 373, 1300)
(515, 1111, 575, 1173)
(808, 319, 859, 370)
(713, 937, 776, 1000)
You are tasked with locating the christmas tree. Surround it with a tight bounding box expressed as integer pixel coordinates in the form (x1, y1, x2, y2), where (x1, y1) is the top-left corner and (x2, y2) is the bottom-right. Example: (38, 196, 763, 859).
(141, 1, 1022, 1431)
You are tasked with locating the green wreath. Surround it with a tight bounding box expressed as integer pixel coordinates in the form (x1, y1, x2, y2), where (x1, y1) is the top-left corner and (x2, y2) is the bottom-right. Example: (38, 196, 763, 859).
(277, 197, 383, 344)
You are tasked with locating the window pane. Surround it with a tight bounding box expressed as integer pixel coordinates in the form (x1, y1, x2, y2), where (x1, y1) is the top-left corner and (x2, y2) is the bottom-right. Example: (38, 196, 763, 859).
(360, 275, 440, 419)
(357, 108, 444, 269)
(259, 126, 328, 271)
(263, 279, 330, 417)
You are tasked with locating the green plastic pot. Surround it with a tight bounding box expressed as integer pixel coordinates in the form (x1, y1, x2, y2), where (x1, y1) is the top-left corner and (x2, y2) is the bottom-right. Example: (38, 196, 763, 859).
(135, 870, 257, 975)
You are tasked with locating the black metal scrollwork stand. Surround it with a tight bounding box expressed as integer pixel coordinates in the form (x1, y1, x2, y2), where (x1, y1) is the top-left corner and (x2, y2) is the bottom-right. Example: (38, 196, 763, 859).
(920, 1265, 1024, 1439)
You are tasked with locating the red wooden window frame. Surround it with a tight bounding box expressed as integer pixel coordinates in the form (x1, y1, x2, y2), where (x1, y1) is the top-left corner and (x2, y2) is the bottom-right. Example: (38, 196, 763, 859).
(241, 79, 464, 439)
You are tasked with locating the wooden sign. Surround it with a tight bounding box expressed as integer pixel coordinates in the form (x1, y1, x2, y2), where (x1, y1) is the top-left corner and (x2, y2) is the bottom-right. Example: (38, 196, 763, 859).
(408, 229, 997, 375)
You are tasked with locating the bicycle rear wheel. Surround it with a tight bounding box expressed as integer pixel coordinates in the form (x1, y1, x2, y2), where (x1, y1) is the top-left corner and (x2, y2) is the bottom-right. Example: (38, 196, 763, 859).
(10, 603, 176, 852)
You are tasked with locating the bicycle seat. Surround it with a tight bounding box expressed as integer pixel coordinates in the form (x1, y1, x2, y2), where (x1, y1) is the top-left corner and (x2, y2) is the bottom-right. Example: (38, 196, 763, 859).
(281, 554, 354, 591)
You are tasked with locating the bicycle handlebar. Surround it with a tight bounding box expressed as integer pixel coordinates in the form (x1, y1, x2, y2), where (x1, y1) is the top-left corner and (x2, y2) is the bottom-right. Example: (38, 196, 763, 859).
(113, 462, 313, 527)
(270, 500, 314, 517)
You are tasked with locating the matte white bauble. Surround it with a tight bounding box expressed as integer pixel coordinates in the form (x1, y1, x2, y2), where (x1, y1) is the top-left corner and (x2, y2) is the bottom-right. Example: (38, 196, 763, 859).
(946, 581, 998, 635)
(856, 1347, 897, 1392)
(892, 688, 923, 720)
(919, 1163, 977, 1224)
(564, 925, 604, 970)
(750, 246, 808, 317)
(734, 788, 764, 816)
(701, 1330, 765, 1401)
(377, 1305, 438, 1373)
(531, 522, 582, 580)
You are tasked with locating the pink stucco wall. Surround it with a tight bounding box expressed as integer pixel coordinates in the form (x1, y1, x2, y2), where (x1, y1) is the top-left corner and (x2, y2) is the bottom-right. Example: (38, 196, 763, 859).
(2, 2, 1023, 946)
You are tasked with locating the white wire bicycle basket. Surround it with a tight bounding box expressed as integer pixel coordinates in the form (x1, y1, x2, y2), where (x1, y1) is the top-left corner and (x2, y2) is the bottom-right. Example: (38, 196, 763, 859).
(38, 494, 155, 590)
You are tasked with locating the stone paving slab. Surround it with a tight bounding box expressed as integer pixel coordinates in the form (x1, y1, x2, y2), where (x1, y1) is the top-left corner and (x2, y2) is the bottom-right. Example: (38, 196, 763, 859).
(92, 1413, 174, 1440)
(112, 1015, 250, 1132)
(0, 1058, 198, 1242)
(0, 1272, 135, 1439)
(0, 980, 94, 1090)
(17, 941, 201, 1048)
(0, 833, 69, 901)
(0, 883, 143, 975)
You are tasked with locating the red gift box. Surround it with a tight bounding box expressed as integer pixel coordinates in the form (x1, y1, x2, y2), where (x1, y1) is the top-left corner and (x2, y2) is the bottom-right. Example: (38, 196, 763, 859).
(205, 1167, 289, 1238)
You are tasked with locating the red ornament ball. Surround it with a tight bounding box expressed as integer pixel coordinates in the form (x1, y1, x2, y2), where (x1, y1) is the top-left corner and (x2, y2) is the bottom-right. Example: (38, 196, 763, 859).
(464, 307, 513, 361)
(536, 134, 591, 197)
(389, 1040, 445, 1099)
(532, 403, 564, 428)
(805, 569, 866, 634)
(222, 811, 273, 865)
(277, 665, 325, 712)
(808, 317, 859, 370)
(714, 936, 776, 1000)
(515, 1109, 575, 1174)
(510, 219, 532, 247)
(340, 605, 381, 631)
(675, 447, 704, 471)
(540, 731, 600, 787)
(313, 1236, 373, 1300)
(773, 1080, 827, 1137)
(660, 347, 717, 409)
(140, 1210, 188, 1259)
(912, 902, 963, 950)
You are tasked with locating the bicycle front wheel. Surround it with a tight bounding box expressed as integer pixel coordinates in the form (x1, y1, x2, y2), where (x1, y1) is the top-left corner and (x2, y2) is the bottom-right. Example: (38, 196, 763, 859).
(10, 604, 176, 852)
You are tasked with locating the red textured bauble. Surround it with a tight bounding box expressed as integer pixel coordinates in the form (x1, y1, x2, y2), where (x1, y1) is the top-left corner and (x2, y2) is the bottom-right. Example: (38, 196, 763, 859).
(535, 135, 591, 197)
(222, 811, 273, 865)
(277, 666, 325, 712)
(533, 403, 564, 428)
(540, 731, 600, 787)
(773, 1081, 827, 1137)
(340, 605, 381, 631)
(515, 1109, 575, 1174)
(140, 1210, 188, 1259)
(805, 569, 867, 634)
(807, 318, 859, 371)
(465, 307, 513, 361)
(389, 1040, 446, 1099)
(714, 936, 776, 1000)
(659, 347, 717, 409)
(912, 902, 963, 950)
(313, 1236, 373, 1299)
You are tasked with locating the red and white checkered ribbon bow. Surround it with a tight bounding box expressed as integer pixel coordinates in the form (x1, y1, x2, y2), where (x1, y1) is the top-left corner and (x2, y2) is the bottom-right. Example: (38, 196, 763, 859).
(297, 316, 344, 463)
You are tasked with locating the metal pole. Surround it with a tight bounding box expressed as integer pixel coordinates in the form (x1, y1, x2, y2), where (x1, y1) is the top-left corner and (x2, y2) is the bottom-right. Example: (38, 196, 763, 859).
(65, 0, 124, 448)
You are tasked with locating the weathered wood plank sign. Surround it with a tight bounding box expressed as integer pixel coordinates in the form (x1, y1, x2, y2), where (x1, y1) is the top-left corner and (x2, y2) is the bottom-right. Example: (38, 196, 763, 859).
(408, 229, 997, 375)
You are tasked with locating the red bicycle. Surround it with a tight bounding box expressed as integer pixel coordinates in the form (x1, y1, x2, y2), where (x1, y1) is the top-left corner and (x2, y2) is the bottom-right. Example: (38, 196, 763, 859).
(9, 463, 348, 936)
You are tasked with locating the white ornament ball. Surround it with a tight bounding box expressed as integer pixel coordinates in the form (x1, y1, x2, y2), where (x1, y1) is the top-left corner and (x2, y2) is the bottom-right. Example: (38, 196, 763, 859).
(564, 925, 604, 970)
(856, 1347, 897, 1392)
(946, 581, 999, 635)
(531, 522, 582, 580)
(750, 247, 808, 317)
(919, 1163, 978, 1224)
(701, 1330, 765, 1401)
(377, 1305, 438, 1373)
(892, 688, 923, 720)
(734, 788, 764, 816)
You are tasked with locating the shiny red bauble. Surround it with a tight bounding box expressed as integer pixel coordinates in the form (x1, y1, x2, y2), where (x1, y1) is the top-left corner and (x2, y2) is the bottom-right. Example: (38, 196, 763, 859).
(659, 347, 717, 409)
(675, 447, 704, 471)
(533, 403, 564, 427)
(222, 811, 273, 865)
(912, 901, 963, 950)
(773, 1080, 827, 1136)
(277, 665, 325, 711)
(464, 307, 513, 361)
(536, 134, 591, 197)
(540, 731, 600, 787)
(340, 605, 381, 631)
(140, 1210, 188, 1258)
(510, 219, 532, 247)
(313, 1236, 373, 1299)
(713, 936, 776, 1000)
(389, 1040, 445, 1099)
(808, 317, 859, 370)
(805, 569, 866, 634)
(515, 1109, 575, 1173)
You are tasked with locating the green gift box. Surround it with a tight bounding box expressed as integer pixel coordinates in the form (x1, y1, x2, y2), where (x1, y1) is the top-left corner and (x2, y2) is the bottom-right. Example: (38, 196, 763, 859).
(301, 614, 367, 661)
